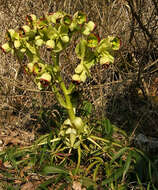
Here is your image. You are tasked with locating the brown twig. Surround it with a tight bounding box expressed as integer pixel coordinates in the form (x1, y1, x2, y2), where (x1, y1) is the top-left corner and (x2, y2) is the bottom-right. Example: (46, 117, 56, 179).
(127, 0, 155, 42)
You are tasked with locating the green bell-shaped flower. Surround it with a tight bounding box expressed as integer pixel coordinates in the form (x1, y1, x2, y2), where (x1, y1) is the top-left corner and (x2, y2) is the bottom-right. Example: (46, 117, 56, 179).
(39, 72, 52, 83)
(22, 25, 31, 33)
(46, 40, 55, 49)
(35, 36, 44, 46)
(14, 40, 21, 49)
(36, 72, 52, 90)
(1, 42, 11, 53)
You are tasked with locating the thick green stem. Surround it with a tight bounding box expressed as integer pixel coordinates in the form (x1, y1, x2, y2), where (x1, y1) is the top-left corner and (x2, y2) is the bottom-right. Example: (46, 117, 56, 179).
(59, 80, 75, 122)
(52, 52, 75, 122)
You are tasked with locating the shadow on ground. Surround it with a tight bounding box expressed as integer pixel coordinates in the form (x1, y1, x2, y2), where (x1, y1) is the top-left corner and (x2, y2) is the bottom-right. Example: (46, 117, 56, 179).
(105, 82, 158, 137)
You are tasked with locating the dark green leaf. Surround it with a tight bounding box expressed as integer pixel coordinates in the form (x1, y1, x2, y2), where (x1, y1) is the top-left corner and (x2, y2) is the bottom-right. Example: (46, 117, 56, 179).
(122, 152, 132, 180)
(81, 177, 97, 189)
(110, 147, 129, 164)
(102, 168, 124, 185)
(82, 101, 92, 116)
(43, 166, 69, 175)
(101, 119, 113, 136)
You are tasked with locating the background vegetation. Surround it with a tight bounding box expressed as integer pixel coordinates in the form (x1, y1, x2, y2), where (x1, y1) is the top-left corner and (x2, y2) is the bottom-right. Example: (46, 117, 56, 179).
(0, 0, 157, 189)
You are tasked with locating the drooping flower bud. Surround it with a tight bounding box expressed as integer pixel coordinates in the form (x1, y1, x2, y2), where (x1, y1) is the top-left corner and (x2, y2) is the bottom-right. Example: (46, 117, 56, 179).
(72, 117, 84, 130)
(35, 38, 44, 46)
(61, 35, 69, 43)
(14, 40, 21, 49)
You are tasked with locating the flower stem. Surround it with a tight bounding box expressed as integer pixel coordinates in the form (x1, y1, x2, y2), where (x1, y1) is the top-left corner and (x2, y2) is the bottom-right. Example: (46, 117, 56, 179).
(53, 53, 75, 122)
(59, 80, 75, 122)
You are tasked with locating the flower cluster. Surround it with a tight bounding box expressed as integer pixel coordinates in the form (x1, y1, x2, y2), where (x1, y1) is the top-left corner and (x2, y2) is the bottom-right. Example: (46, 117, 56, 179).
(1, 11, 120, 86)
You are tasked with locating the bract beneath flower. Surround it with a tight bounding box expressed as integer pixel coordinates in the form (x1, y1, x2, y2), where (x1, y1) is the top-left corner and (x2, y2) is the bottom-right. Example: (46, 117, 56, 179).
(33, 63, 45, 75)
(82, 21, 95, 36)
(87, 34, 99, 48)
(27, 62, 34, 73)
(74, 12, 87, 25)
(99, 51, 114, 65)
(75, 64, 84, 74)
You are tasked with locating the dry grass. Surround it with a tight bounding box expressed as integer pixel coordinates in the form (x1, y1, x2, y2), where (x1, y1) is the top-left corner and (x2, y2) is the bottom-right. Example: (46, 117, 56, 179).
(0, 0, 157, 138)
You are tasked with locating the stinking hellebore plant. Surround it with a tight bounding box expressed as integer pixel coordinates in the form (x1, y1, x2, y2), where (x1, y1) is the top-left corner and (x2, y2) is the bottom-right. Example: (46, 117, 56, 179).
(1, 11, 120, 172)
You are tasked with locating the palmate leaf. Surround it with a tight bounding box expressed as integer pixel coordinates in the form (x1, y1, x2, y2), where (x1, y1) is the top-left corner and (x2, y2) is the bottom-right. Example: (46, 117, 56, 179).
(53, 40, 64, 53)
(73, 11, 87, 25)
(26, 14, 37, 26)
(97, 36, 118, 53)
(72, 70, 87, 83)
(75, 63, 84, 74)
(111, 36, 120, 50)
(69, 20, 80, 32)
(99, 51, 114, 64)
(44, 25, 59, 40)
(60, 35, 69, 43)
(96, 36, 120, 65)
(48, 12, 64, 24)
(82, 21, 95, 36)
(73, 51, 96, 82)
(35, 38, 44, 46)
(58, 24, 69, 35)
(14, 40, 21, 49)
